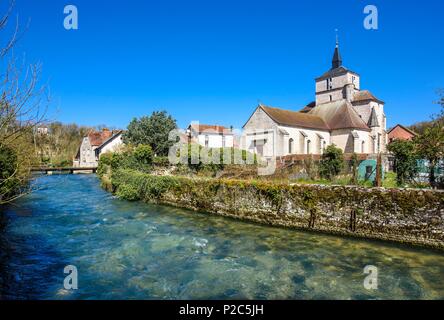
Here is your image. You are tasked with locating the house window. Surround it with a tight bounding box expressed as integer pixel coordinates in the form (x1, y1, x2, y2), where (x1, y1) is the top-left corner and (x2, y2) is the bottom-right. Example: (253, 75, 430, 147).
(307, 140, 311, 154)
(288, 138, 294, 154)
(329, 95, 332, 102)
(361, 141, 365, 154)
(205, 135, 209, 148)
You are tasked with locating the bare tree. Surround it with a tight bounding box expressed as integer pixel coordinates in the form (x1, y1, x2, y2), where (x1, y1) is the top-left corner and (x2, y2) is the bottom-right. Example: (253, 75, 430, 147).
(0, 1, 48, 204)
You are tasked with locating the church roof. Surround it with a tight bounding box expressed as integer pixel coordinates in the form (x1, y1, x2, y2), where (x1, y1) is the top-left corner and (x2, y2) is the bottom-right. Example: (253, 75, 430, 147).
(315, 66, 359, 82)
(259, 105, 330, 131)
(352, 90, 384, 104)
(299, 101, 316, 113)
(308, 100, 371, 131)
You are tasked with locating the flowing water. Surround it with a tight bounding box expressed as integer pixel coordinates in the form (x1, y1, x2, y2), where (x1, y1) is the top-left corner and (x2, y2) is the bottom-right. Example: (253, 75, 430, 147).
(1, 175, 443, 300)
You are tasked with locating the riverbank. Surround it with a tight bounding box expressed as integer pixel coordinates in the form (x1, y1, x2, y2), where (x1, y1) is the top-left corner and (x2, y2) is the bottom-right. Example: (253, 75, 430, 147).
(102, 168, 444, 250)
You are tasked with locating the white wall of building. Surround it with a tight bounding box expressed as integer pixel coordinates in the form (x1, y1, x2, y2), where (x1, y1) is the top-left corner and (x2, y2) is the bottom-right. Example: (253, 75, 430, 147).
(331, 129, 371, 154)
(279, 126, 330, 156)
(99, 134, 124, 155)
(196, 134, 234, 148)
(242, 126, 331, 158)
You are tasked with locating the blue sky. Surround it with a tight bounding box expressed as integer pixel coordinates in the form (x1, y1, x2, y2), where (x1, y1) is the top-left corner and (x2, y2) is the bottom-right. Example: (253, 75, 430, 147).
(7, 0, 444, 129)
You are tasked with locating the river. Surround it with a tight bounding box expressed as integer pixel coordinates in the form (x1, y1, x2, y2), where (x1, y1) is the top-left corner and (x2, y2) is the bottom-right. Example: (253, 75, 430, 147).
(0, 174, 443, 299)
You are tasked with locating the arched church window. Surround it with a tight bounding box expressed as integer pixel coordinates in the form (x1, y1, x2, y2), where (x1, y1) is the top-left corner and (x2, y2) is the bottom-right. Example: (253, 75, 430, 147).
(307, 140, 311, 154)
(361, 141, 365, 154)
(288, 138, 294, 155)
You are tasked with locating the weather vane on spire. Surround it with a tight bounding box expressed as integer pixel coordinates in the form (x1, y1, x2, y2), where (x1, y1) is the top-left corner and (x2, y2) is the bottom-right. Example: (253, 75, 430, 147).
(335, 28, 339, 47)
(332, 29, 342, 69)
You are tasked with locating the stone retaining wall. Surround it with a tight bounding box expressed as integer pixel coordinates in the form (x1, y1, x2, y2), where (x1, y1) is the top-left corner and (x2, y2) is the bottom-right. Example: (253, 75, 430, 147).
(108, 169, 444, 249)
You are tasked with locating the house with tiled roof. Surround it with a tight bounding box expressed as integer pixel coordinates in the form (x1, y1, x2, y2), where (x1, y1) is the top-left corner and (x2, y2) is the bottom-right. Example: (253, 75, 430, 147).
(187, 123, 234, 148)
(73, 129, 124, 167)
(242, 40, 388, 159)
(388, 124, 418, 143)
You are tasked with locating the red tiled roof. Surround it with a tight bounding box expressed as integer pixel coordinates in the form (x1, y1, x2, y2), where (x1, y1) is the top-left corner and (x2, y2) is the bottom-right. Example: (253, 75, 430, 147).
(189, 124, 233, 134)
(88, 130, 113, 146)
(388, 124, 418, 141)
(388, 124, 417, 136)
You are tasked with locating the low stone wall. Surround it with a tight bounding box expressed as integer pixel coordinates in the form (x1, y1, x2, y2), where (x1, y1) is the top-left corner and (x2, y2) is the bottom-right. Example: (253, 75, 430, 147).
(107, 169, 444, 249)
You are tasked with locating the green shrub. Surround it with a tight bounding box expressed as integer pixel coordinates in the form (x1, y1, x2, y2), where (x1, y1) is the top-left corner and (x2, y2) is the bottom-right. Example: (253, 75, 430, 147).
(319, 145, 344, 180)
(153, 156, 170, 167)
(116, 183, 140, 201)
(184, 144, 257, 174)
(0, 144, 20, 200)
(110, 153, 125, 170)
(387, 140, 418, 186)
(111, 169, 179, 201)
(99, 152, 113, 166)
(134, 144, 154, 165)
(58, 159, 71, 167)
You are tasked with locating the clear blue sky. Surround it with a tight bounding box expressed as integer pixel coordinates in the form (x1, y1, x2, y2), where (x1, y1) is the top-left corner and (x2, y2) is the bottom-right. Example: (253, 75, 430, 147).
(8, 0, 444, 130)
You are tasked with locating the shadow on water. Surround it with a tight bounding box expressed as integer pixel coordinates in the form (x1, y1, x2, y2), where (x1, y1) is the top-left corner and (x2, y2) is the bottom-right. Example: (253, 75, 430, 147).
(1, 174, 444, 300)
(0, 206, 67, 300)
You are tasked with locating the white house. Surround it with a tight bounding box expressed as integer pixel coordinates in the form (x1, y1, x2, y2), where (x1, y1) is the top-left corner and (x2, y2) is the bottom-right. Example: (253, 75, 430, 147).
(187, 123, 234, 148)
(73, 129, 123, 167)
(241, 41, 387, 161)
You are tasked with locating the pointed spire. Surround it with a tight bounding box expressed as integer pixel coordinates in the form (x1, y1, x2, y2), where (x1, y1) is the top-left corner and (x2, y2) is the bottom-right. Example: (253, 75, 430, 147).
(368, 107, 380, 127)
(332, 29, 342, 69)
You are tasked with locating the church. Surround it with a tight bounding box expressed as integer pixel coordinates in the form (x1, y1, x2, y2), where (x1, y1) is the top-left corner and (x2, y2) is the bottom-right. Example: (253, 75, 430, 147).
(241, 41, 387, 161)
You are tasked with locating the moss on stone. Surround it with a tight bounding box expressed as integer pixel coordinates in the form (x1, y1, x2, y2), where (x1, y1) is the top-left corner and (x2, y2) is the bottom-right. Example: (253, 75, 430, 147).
(100, 169, 444, 249)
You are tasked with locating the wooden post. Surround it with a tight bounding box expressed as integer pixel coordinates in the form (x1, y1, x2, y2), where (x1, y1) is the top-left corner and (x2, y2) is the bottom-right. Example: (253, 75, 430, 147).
(375, 153, 382, 187)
